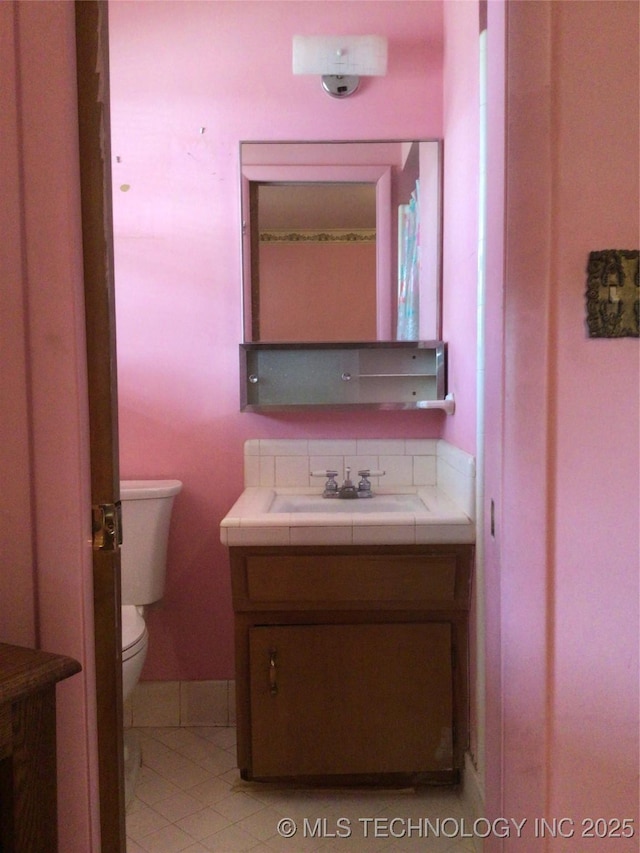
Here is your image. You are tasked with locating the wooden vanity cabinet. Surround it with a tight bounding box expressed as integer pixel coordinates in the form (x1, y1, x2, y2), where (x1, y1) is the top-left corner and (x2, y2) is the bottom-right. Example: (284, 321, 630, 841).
(230, 544, 473, 785)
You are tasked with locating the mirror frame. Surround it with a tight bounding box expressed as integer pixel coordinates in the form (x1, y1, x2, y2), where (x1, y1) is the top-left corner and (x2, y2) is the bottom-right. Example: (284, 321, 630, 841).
(240, 141, 442, 344)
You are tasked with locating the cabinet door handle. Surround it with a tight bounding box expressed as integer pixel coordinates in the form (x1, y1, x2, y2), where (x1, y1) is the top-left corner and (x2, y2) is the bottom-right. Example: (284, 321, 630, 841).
(269, 649, 278, 696)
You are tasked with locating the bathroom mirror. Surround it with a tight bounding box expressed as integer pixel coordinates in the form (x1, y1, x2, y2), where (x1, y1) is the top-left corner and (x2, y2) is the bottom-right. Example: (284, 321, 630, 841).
(241, 140, 442, 344)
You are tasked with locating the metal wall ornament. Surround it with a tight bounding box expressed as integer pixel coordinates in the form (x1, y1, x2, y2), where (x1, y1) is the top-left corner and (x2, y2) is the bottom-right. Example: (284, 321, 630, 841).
(586, 249, 639, 338)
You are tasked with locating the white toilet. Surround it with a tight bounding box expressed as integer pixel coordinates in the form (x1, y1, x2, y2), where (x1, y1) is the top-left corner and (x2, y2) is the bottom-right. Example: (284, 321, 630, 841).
(119, 479, 182, 805)
(119, 478, 182, 703)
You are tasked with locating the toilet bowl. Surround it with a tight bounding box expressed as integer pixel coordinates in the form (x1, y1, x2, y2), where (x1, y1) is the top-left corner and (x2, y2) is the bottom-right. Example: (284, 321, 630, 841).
(121, 604, 149, 703)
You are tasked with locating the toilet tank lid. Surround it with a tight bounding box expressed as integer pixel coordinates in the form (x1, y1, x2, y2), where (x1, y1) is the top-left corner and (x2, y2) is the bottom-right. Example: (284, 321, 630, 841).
(120, 479, 182, 500)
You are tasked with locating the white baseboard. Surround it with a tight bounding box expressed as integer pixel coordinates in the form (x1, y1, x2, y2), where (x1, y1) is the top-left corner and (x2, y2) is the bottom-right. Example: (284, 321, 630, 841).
(124, 679, 236, 728)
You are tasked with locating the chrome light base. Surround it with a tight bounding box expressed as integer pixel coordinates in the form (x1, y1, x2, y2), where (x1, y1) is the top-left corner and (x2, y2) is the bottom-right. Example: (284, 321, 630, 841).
(321, 74, 360, 98)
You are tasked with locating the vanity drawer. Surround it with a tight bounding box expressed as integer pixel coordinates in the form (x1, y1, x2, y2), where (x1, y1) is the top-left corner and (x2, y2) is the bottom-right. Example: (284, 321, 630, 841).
(242, 551, 459, 605)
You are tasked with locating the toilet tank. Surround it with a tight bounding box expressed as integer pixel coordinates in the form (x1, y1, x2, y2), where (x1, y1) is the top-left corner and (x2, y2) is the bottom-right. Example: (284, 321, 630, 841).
(120, 479, 182, 606)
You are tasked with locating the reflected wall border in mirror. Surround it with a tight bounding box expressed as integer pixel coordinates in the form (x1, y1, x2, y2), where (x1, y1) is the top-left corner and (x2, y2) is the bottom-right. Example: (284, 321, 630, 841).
(240, 140, 442, 345)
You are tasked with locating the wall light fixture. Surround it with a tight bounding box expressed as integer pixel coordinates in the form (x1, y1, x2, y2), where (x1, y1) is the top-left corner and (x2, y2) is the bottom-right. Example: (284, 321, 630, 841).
(292, 35, 388, 98)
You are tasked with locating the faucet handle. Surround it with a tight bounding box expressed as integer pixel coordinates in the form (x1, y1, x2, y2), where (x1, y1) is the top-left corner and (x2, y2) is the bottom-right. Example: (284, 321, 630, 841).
(310, 470, 339, 497)
(357, 469, 386, 478)
(357, 469, 385, 498)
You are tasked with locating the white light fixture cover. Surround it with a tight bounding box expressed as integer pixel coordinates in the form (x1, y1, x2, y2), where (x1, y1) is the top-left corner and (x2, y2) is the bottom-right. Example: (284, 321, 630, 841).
(292, 35, 388, 77)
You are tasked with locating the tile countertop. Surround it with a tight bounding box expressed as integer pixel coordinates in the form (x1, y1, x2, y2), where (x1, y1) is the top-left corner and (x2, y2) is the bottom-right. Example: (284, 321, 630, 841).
(219, 486, 475, 548)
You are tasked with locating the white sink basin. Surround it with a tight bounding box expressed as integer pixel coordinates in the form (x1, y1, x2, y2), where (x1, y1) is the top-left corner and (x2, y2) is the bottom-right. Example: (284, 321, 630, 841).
(220, 486, 474, 547)
(269, 493, 429, 514)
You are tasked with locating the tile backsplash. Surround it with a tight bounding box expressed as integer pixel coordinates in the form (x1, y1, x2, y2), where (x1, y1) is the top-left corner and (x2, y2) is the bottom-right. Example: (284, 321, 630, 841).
(244, 438, 475, 520)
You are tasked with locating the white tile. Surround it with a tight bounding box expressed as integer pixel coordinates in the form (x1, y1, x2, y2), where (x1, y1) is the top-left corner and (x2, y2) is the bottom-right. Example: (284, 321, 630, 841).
(319, 832, 393, 851)
(126, 802, 171, 841)
(226, 526, 291, 547)
(379, 455, 413, 486)
(274, 455, 310, 486)
(244, 440, 260, 456)
(136, 756, 172, 788)
(148, 752, 212, 790)
(260, 439, 308, 456)
(201, 725, 236, 750)
(244, 456, 261, 487)
(132, 683, 180, 728)
(137, 823, 196, 853)
(308, 439, 357, 456)
(127, 795, 147, 815)
(219, 766, 243, 786)
(437, 440, 476, 477)
(213, 792, 266, 822)
(258, 456, 275, 486)
(263, 829, 323, 851)
(142, 727, 188, 749)
(135, 770, 181, 807)
(175, 806, 232, 841)
(201, 823, 262, 851)
(188, 776, 234, 806)
(413, 455, 437, 486)
(344, 455, 379, 479)
(128, 723, 476, 853)
(150, 727, 207, 753)
(436, 460, 475, 521)
(238, 806, 285, 841)
(404, 439, 438, 455)
(289, 526, 353, 546)
(188, 744, 238, 775)
(151, 792, 207, 823)
(356, 439, 405, 456)
(228, 681, 237, 726)
(181, 681, 228, 727)
(352, 525, 415, 546)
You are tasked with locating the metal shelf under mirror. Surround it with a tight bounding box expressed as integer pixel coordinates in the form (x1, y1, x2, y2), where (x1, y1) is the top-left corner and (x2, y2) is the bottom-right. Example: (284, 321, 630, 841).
(239, 341, 449, 411)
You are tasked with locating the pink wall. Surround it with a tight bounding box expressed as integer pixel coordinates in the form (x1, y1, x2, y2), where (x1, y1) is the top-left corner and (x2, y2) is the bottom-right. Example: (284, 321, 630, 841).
(440, 0, 479, 456)
(547, 0, 638, 831)
(108, 0, 448, 681)
(260, 242, 377, 341)
(483, 0, 639, 845)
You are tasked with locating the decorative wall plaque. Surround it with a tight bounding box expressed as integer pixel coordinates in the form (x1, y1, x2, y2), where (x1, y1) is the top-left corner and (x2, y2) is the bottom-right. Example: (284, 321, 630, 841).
(586, 250, 639, 338)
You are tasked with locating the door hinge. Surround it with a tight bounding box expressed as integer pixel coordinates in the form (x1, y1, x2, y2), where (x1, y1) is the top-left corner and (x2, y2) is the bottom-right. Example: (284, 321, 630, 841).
(92, 502, 122, 551)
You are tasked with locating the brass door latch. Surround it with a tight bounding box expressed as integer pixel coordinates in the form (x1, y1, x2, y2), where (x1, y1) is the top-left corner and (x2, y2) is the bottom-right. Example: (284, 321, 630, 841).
(92, 502, 122, 551)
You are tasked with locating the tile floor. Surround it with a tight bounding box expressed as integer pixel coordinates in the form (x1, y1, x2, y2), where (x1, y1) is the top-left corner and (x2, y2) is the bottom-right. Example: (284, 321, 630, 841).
(126, 727, 478, 852)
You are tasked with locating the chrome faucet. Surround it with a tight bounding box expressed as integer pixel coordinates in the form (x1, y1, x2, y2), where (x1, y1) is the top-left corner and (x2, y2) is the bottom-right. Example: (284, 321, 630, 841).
(357, 470, 373, 498)
(311, 467, 385, 499)
(313, 470, 339, 498)
(337, 467, 358, 499)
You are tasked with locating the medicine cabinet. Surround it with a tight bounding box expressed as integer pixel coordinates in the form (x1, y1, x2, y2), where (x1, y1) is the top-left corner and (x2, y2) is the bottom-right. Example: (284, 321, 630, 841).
(238, 140, 446, 411)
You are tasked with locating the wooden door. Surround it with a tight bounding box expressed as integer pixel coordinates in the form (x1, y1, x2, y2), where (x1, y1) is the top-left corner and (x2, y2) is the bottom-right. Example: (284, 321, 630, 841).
(249, 623, 453, 778)
(75, 3, 126, 850)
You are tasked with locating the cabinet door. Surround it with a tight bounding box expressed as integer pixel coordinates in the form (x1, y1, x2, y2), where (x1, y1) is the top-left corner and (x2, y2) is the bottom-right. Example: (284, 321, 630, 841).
(249, 623, 453, 778)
